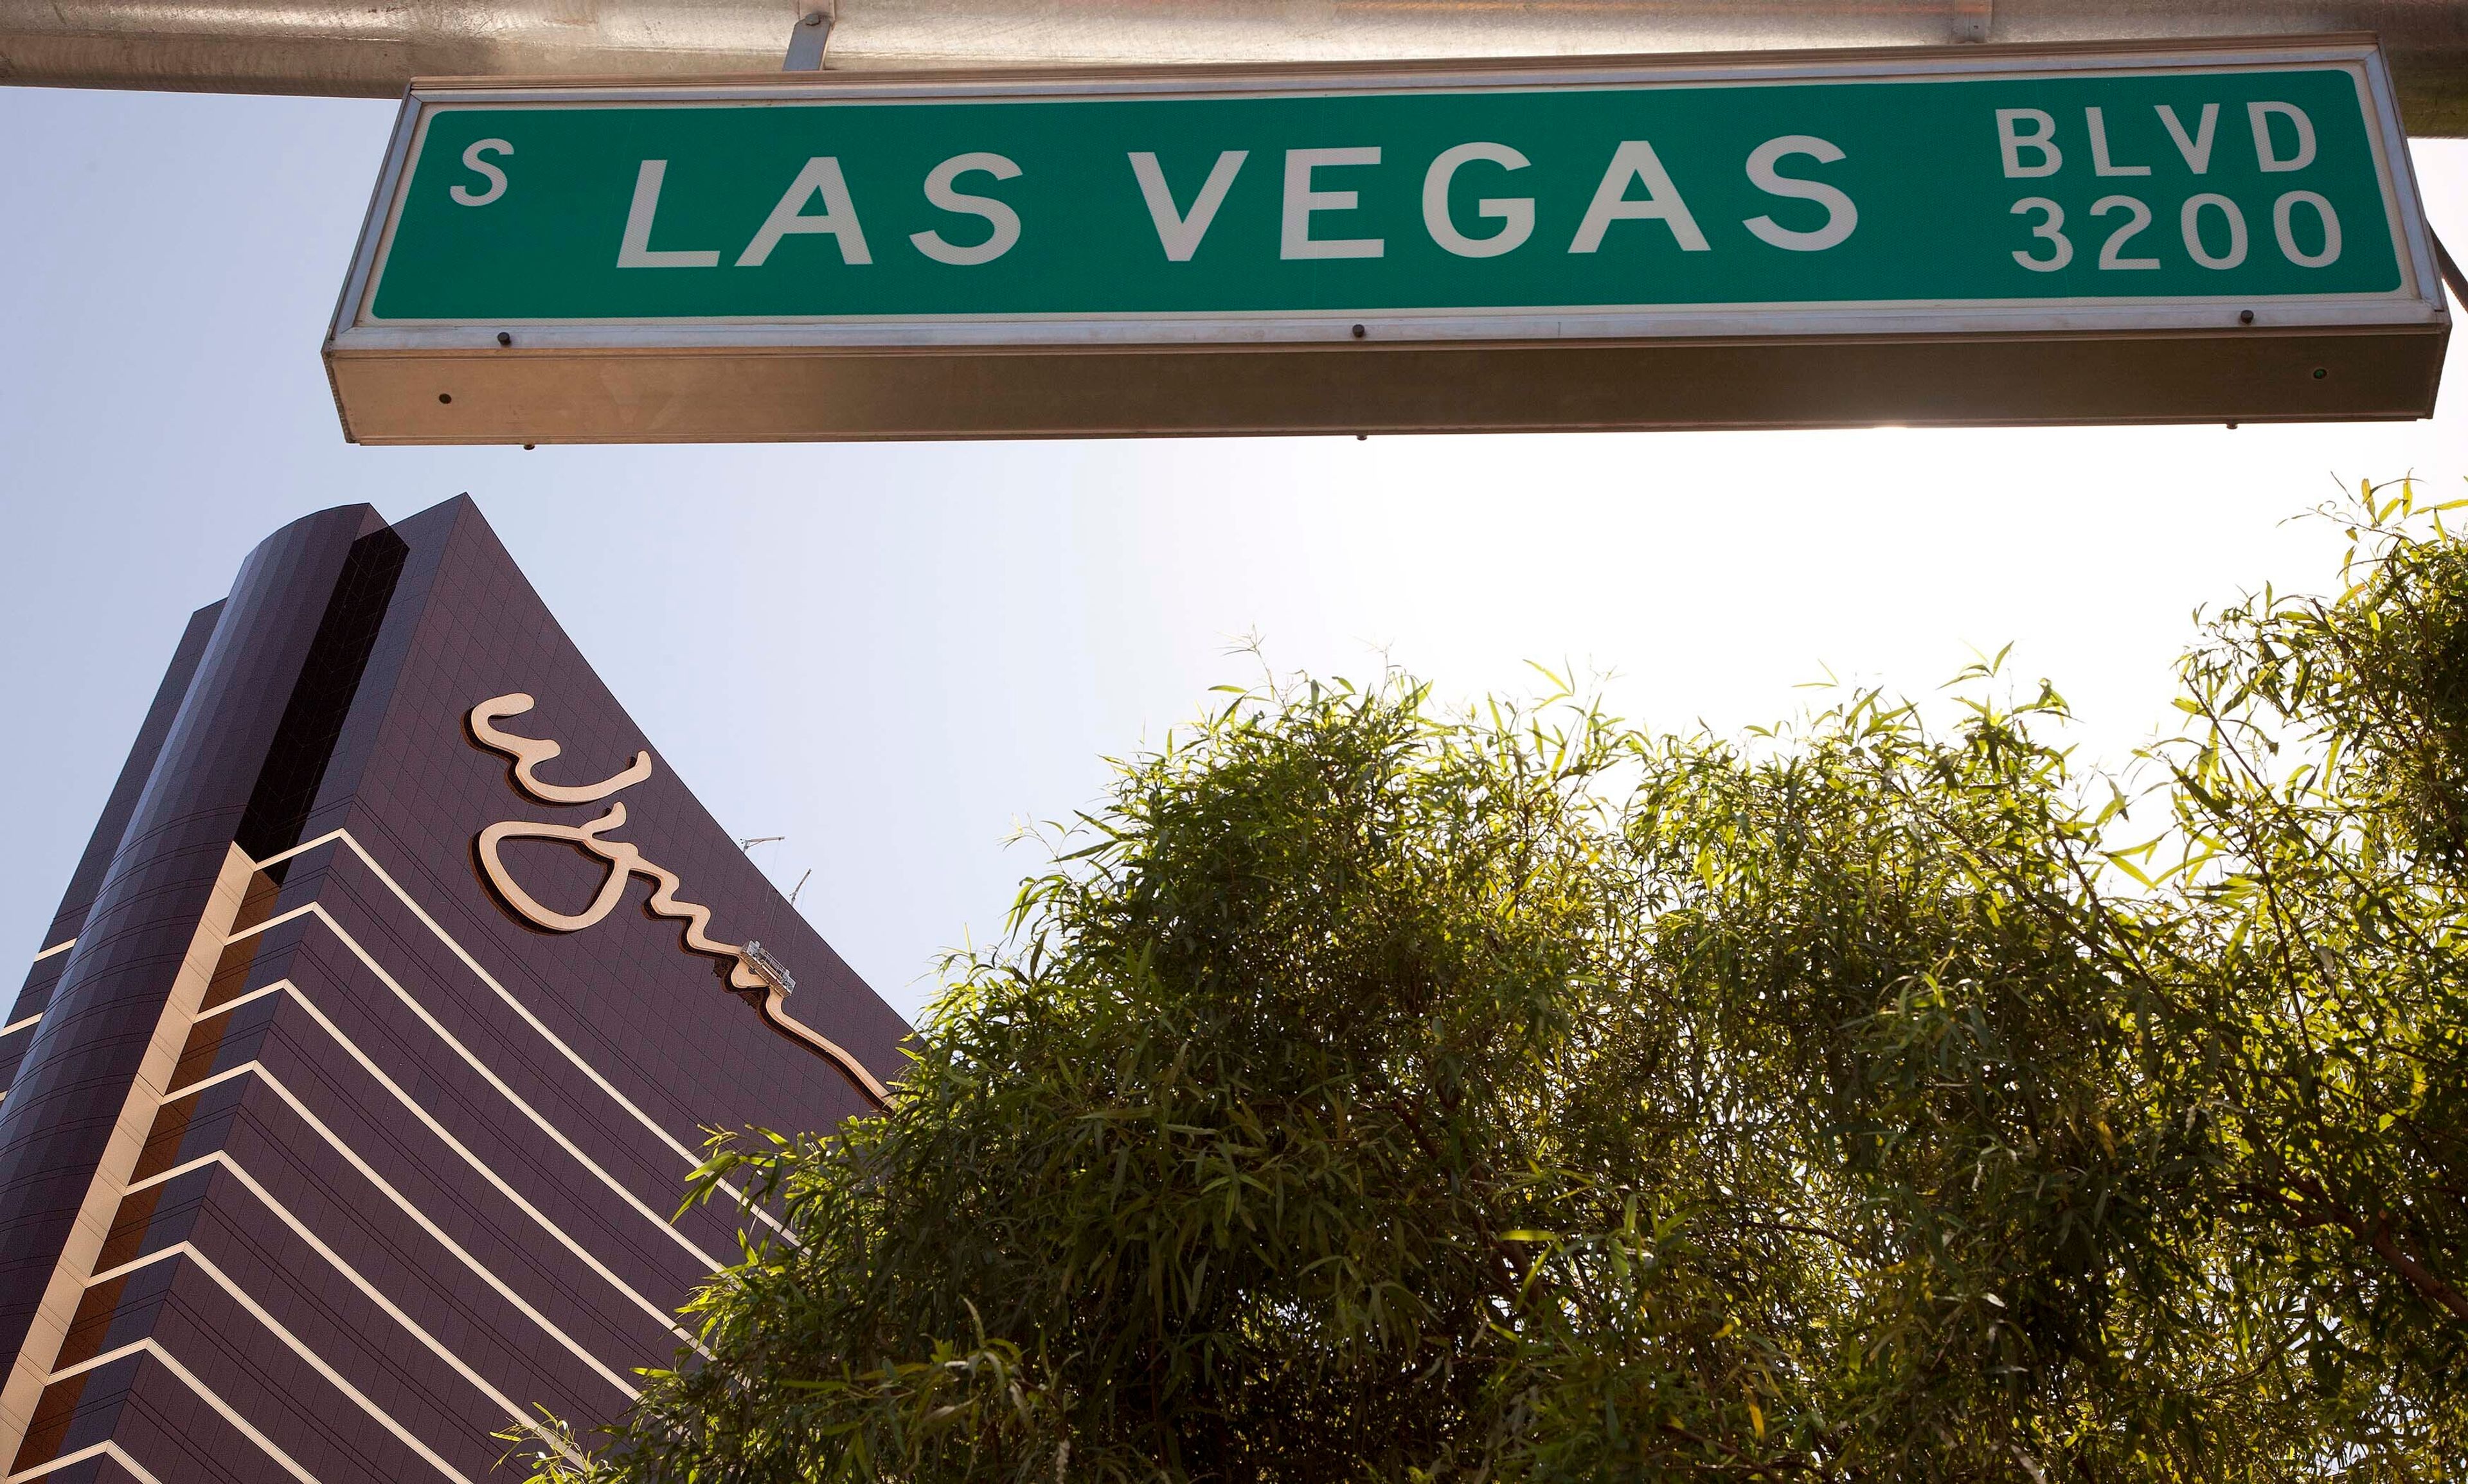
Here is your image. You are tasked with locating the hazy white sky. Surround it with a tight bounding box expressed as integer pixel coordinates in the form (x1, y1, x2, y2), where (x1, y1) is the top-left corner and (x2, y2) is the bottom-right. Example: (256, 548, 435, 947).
(3, 85, 2463, 1020)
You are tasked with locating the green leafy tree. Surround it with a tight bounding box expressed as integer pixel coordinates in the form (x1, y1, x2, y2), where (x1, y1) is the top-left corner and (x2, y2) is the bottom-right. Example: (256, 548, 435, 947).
(523, 483, 2467, 1483)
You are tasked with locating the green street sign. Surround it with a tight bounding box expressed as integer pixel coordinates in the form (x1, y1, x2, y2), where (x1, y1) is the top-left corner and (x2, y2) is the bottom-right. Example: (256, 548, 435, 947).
(326, 38, 2447, 443)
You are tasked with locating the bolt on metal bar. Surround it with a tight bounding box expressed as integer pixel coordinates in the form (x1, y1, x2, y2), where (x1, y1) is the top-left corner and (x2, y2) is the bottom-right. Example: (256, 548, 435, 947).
(784, 10, 831, 71)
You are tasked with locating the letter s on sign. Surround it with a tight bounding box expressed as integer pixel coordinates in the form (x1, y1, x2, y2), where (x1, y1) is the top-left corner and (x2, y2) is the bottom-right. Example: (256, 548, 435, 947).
(910, 152, 1024, 266)
(451, 138, 513, 207)
(1741, 136, 1856, 251)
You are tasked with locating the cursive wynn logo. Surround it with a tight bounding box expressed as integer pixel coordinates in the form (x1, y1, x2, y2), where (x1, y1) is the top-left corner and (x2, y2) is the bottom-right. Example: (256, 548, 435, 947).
(467, 692, 889, 1107)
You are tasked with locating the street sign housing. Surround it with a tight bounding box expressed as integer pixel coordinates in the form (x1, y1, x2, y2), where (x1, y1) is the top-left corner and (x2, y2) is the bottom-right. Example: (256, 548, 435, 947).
(325, 37, 2448, 442)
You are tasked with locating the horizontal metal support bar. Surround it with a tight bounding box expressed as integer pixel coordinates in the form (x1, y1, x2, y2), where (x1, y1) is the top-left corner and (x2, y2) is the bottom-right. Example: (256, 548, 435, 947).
(326, 326, 2449, 442)
(3, 1, 2467, 134)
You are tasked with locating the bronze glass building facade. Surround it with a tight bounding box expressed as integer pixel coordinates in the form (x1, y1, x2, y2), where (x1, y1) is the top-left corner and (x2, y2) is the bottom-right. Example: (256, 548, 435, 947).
(0, 497, 908, 1481)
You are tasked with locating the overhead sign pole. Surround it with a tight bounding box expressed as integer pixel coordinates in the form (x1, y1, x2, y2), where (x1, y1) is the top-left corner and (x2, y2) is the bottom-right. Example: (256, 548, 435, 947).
(5, 1, 2468, 137)
(324, 37, 2446, 441)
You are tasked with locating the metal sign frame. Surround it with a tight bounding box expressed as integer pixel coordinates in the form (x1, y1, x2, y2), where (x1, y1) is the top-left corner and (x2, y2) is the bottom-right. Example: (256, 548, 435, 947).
(325, 35, 2448, 442)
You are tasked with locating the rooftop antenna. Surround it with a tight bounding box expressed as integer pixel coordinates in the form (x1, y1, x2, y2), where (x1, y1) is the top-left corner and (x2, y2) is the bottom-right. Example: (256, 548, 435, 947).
(789, 868, 812, 906)
(737, 835, 785, 852)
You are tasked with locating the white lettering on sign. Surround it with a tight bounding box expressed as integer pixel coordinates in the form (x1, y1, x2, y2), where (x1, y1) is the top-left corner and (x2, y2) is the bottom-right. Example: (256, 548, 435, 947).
(2157, 103, 2219, 173)
(1130, 150, 1247, 261)
(1996, 109, 2062, 178)
(1422, 142, 1535, 258)
(910, 152, 1024, 265)
(2010, 197, 2073, 271)
(2251, 102, 2318, 172)
(603, 134, 1888, 274)
(1741, 136, 1857, 251)
(2182, 193, 2249, 268)
(595, 104, 2350, 283)
(1993, 94, 2351, 273)
(1282, 147, 1386, 259)
(450, 139, 513, 207)
(2090, 195, 2160, 269)
(616, 161, 722, 269)
(737, 156, 873, 267)
(1569, 141, 1710, 253)
(2275, 190, 2342, 266)
(2086, 107, 2152, 177)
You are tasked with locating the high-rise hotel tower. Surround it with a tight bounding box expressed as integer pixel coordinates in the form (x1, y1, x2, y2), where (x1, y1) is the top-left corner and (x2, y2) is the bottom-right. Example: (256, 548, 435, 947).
(0, 498, 908, 1481)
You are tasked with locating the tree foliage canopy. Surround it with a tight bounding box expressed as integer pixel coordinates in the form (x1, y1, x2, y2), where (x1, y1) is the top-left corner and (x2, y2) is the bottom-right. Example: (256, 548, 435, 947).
(531, 485, 2468, 1482)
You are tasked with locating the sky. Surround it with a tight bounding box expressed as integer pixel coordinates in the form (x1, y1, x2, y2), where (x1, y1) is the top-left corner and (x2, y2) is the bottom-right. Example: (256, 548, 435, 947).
(3, 85, 2464, 1023)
